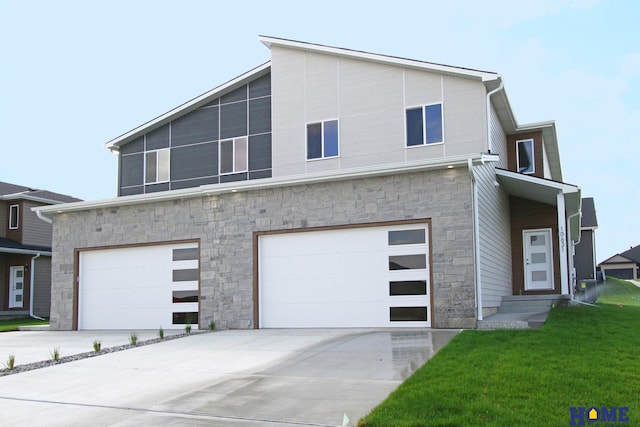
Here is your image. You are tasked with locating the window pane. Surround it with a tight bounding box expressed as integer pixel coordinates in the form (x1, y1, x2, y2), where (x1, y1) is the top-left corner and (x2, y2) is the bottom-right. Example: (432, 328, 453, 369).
(532, 271, 547, 282)
(9, 205, 19, 229)
(173, 268, 199, 282)
(172, 312, 199, 325)
(173, 247, 199, 261)
(406, 108, 423, 146)
(307, 123, 322, 159)
(220, 139, 234, 174)
(388, 229, 426, 245)
(531, 235, 545, 246)
(531, 253, 546, 264)
(389, 254, 427, 270)
(323, 120, 339, 157)
(390, 307, 428, 321)
(389, 280, 427, 296)
(145, 151, 157, 183)
(172, 290, 199, 303)
(157, 149, 170, 182)
(517, 139, 534, 173)
(235, 137, 248, 172)
(425, 104, 443, 144)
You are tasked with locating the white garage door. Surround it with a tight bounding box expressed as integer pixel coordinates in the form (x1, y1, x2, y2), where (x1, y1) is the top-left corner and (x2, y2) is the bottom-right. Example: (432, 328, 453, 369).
(259, 224, 430, 328)
(78, 242, 199, 330)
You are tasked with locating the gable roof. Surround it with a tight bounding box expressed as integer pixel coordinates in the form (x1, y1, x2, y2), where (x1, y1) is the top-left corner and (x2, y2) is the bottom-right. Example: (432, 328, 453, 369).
(580, 197, 598, 229)
(0, 181, 81, 204)
(621, 245, 640, 264)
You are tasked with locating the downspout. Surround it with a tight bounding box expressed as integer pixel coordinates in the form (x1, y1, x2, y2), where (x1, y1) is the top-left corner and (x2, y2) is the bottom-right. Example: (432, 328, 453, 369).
(468, 158, 483, 321)
(567, 209, 582, 300)
(36, 209, 53, 224)
(29, 253, 46, 320)
(485, 76, 504, 154)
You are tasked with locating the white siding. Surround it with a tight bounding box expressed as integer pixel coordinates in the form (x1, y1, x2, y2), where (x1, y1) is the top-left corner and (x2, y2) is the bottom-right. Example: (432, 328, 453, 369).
(477, 104, 512, 309)
(270, 46, 488, 177)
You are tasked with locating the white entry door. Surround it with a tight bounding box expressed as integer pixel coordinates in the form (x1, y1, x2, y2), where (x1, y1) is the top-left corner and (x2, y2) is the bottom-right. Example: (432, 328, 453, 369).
(523, 229, 554, 291)
(9, 266, 25, 308)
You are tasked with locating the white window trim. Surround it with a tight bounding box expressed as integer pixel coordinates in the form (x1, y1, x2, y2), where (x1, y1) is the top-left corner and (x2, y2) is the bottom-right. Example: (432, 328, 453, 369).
(305, 118, 340, 161)
(9, 204, 19, 229)
(516, 138, 535, 174)
(405, 103, 445, 148)
(145, 148, 171, 184)
(219, 136, 249, 175)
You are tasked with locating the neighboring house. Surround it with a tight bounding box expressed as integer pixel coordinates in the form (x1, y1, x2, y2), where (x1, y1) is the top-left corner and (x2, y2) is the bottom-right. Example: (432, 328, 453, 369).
(1, 182, 81, 318)
(574, 197, 598, 281)
(598, 245, 640, 280)
(35, 36, 584, 331)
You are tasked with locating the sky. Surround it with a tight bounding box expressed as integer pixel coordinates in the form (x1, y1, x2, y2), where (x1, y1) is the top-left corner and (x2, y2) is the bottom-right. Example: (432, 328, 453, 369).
(1, 0, 638, 262)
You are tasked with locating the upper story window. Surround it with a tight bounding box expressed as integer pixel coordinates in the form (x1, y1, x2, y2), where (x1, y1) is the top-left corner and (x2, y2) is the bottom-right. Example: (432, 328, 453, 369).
(145, 148, 170, 184)
(307, 119, 339, 160)
(517, 139, 534, 174)
(9, 204, 19, 229)
(406, 103, 443, 146)
(220, 136, 248, 174)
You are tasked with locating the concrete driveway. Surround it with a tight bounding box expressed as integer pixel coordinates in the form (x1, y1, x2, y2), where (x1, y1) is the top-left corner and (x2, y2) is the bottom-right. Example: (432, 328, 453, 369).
(0, 328, 458, 426)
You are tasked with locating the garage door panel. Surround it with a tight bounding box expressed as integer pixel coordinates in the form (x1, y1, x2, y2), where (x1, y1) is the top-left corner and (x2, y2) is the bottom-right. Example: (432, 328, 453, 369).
(259, 224, 431, 328)
(79, 243, 199, 330)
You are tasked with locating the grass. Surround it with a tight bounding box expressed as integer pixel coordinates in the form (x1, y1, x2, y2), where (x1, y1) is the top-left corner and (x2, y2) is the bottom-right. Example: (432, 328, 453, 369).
(359, 279, 640, 427)
(0, 317, 49, 332)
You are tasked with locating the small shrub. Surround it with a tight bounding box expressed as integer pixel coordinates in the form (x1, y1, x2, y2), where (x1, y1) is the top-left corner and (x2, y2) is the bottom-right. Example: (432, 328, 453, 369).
(208, 320, 216, 331)
(158, 327, 164, 340)
(129, 332, 138, 346)
(185, 324, 192, 335)
(51, 347, 60, 362)
(92, 340, 101, 352)
(5, 354, 15, 370)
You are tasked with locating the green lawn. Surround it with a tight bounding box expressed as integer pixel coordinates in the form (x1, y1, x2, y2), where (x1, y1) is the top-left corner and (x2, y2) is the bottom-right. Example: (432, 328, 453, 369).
(359, 279, 640, 426)
(0, 317, 49, 332)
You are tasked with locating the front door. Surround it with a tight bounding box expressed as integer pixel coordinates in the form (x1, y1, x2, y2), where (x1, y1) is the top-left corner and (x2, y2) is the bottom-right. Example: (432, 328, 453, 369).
(9, 266, 25, 308)
(523, 229, 554, 291)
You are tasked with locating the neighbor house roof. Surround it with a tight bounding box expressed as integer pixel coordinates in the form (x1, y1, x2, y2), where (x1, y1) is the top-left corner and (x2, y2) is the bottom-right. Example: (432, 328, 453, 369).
(0, 181, 81, 204)
(620, 245, 640, 264)
(580, 197, 598, 229)
(0, 237, 52, 256)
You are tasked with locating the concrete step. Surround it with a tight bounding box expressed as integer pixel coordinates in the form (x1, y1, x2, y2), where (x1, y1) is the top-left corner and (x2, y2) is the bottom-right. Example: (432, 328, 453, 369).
(477, 311, 549, 330)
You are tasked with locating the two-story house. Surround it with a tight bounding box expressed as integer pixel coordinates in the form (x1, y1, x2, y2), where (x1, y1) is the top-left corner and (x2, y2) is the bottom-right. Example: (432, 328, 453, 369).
(1, 182, 80, 319)
(35, 36, 582, 331)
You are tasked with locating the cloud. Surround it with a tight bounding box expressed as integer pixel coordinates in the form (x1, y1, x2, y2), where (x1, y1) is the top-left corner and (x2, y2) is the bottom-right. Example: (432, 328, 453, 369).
(620, 52, 640, 77)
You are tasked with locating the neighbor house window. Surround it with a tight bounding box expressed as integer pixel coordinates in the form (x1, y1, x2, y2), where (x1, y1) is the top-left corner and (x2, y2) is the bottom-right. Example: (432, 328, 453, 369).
(406, 103, 443, 146)
(145, 148, 170, 184)
(517, 139, 534, 174)
(307, 119, 339, 160)
(9, 204, 19, 229)
(220, 136, 248, 174)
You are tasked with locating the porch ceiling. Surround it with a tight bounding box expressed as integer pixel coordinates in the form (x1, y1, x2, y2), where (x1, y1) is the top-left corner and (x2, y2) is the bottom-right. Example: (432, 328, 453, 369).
(495, 169, 581, 241)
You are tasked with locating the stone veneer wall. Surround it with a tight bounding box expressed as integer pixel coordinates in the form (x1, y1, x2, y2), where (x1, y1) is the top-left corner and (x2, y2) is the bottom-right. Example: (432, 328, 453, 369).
(49, 168, 476, 330)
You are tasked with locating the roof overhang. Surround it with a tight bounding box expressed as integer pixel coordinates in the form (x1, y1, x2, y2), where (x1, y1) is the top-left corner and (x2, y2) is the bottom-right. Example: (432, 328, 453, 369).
(34, 153, 493, 221)
(105, 62, 271, 152)
(495, 168, 581, 241)
(0, 192, 65, 205)
(259, 35, 500, 83)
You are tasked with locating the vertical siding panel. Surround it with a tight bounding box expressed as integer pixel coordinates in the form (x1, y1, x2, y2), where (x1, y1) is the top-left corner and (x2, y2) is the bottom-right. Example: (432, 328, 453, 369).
(477, 103, 512, 310)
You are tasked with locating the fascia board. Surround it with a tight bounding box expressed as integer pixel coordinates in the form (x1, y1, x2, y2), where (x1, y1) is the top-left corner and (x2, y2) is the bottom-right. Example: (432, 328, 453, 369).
(0, 248, 52, 256)
(105, 62, 271, 151)
(34, 154, 484, 219)
(259, 35, 499, 82)
(0, 193, 64, 205)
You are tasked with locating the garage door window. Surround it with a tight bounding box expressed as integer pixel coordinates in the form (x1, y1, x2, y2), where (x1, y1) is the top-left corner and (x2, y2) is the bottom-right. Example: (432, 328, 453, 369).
(173, 312, 199, 325)
(390, 307, 428, 321)
(389, 254, 426, 270)
(389, 280, 427, 296)
(173, 290, 199, 303)
(388, 229, 425, 245)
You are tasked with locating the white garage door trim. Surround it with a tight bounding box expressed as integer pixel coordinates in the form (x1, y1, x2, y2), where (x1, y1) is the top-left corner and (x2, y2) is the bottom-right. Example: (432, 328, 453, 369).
(77, 241, 199, 330)
(258, 222, 432, 328)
